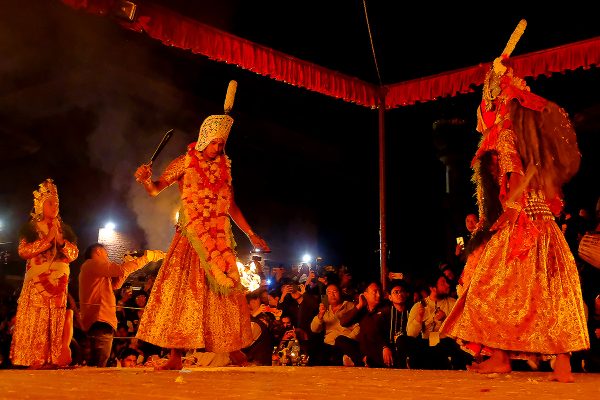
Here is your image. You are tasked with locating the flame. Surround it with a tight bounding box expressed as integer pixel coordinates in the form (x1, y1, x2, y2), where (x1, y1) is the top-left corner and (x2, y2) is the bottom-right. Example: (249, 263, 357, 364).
(237, 260, 262, 292)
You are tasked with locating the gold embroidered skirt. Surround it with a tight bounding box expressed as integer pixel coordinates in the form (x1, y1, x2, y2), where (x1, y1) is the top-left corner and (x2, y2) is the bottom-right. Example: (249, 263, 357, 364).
(136, 231, 252, 352)
(10, 280, 68, 366)
(441, 218, 589, 355)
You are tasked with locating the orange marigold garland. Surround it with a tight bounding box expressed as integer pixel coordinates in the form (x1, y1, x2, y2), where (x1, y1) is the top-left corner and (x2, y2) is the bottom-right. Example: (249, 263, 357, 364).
(179, 143, 243, 294)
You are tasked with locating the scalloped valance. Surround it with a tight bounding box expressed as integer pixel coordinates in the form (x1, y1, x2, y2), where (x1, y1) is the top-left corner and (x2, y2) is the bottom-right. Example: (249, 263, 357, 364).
(61, 0, 599, 109)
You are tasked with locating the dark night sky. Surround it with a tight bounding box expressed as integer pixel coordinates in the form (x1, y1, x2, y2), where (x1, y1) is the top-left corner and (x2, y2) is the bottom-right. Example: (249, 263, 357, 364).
(1, 0, 599, 283)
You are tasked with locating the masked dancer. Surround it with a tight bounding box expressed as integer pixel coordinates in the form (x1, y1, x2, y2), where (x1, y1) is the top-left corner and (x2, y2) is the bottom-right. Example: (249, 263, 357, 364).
(134, 81, 270, 370)
(440, 20, 589, 382)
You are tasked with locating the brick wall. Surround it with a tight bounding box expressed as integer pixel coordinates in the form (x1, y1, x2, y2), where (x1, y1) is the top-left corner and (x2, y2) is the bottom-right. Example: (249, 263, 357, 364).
(98, 228, 141, 263)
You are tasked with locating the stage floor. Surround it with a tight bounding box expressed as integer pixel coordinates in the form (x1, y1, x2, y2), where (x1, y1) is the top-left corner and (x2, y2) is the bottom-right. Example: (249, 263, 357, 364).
(1, 366, 598, 399)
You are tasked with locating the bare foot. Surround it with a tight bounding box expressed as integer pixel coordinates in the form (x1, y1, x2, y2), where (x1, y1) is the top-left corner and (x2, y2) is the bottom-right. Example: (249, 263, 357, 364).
(550, 354, 574, 383)
(155, 349, 183, 371)
(36, 363, 59, 370)
(57, 347, 72, 368)
(468, 350, 511, 374)
(27, 362, 44, 370)
(229, 350, 249, 366)
(154, 358, 183, 371)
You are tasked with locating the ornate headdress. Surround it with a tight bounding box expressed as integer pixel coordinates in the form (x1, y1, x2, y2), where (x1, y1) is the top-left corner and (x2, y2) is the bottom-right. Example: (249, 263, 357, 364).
(195, 80, 237, 152)
(482, 19, 527, 109)
(32, 178, 59, 219)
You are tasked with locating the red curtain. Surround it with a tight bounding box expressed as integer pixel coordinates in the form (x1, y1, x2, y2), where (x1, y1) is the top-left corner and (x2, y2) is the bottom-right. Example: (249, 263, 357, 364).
(385, 36, 600, 108)
(60, 0, 380, 108)
(61, 0, 599, 110)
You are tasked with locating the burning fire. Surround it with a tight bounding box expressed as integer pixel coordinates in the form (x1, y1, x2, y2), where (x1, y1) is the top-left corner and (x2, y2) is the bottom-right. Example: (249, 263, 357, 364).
(237, 260, 262, 292)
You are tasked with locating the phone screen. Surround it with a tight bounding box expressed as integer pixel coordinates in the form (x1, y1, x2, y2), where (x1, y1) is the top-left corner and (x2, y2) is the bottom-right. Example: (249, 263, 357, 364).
(321, 294, 329, 308)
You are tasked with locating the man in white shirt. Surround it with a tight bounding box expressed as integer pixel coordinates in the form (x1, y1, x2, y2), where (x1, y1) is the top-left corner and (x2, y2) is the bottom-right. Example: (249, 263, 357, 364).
(407, 272, 470, 369)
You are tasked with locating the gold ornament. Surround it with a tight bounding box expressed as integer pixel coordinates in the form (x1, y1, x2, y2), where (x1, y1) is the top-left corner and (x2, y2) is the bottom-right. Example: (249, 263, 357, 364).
(483, 19, 528, 108)
(32, 178, 59, 219)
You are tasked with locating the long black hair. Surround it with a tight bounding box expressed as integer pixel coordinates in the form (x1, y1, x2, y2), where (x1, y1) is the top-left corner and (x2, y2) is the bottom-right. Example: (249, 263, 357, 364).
(466, 150, 503, 256)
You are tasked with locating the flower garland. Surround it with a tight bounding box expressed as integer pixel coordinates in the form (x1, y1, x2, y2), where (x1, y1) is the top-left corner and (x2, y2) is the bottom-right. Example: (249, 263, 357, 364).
(180, 143, 243, 294)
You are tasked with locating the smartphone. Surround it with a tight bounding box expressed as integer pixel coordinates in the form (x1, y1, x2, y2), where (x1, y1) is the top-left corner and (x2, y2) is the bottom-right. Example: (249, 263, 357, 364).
(456, 236, 465, 248)
(321, 294, 329, 309)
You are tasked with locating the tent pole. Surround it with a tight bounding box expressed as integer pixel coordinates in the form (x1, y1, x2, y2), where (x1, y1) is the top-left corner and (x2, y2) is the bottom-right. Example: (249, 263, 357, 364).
(378, 92, 388, 292)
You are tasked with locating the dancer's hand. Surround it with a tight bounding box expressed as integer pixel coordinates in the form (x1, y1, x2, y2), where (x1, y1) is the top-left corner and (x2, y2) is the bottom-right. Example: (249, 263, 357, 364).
(46, 221, 58, 244)
(53, 219, 64, 246)
(145, 249, 166, 262)
(249, 234, 271, 253)
(135, 163, 153, 184)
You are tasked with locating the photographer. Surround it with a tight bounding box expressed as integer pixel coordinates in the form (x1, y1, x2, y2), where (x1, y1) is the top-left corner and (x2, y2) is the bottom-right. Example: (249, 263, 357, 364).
(79, 243, 165, 367)
(276, 279, 320, 363)
(303, 269, 325, 298)
(277, 280, 318, 333)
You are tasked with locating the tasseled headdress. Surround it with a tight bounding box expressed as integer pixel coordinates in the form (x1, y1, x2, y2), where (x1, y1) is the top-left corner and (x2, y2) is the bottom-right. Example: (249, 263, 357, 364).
(481, 19, 527, 110)
(195, 80, 237, 152)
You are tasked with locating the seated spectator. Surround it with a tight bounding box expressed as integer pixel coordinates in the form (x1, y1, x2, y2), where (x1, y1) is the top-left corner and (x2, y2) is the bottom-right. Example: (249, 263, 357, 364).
(242, 291, 275, 365)
(339, 282, 391, 368)
(268, 265, 287, 294)
(116, 285, 134, 327)
(267, 289, 281, 309)
(276, 315, 308, 349)
(125, 290, 148, 334)
(406, 271, 471, 370)
(302, 269, 323, 298)
(310, 283, 360, 365)
(387, 280, 418, 369)
(142, 274, 156, 295)
(439, 263, 458, 299)
(277, 281, 319, 340)
(117, 347, 142, 368)
(338, 267, 358, 302)
(109, 323, 131, 366)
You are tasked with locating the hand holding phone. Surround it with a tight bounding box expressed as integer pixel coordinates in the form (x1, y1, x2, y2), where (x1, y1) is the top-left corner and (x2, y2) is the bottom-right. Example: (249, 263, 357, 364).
(321, 294, 329, 309)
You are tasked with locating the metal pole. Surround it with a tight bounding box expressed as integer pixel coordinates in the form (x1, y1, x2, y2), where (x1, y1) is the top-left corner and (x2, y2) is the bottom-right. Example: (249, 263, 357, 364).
(378, 91, 388, 293)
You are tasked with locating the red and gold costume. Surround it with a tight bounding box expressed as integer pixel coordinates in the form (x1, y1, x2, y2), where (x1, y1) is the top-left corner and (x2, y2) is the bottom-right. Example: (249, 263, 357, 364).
(136, 143, 252, 352)
(441, 25, 589, 358)
(10, 180, 78, 367)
